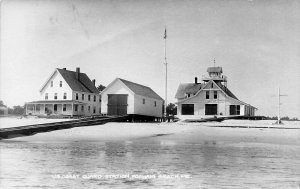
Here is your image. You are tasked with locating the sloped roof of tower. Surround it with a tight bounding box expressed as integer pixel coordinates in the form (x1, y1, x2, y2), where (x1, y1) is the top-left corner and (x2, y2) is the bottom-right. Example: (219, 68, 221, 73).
(57, 68, 99, 94)
(207, 67, 222, 73)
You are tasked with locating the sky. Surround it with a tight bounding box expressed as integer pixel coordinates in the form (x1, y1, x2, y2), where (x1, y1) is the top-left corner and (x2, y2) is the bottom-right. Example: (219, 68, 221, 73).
(0, 0, 299, 118)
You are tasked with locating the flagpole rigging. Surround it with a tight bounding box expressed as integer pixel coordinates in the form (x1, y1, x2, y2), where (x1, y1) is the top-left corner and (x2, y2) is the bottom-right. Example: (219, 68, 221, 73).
(164, 27, 168, 119)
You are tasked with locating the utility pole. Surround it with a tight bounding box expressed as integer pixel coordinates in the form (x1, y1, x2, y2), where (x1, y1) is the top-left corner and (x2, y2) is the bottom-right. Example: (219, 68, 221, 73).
(164, 27, 168, 120)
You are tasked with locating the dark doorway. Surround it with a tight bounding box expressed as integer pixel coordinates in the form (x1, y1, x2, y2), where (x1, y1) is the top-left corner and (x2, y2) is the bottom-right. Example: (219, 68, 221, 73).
(230, 105, 240, 115)
(181, 104, 194, 115)
(205, 104, 217, 115)
(107, 94, 128, 115)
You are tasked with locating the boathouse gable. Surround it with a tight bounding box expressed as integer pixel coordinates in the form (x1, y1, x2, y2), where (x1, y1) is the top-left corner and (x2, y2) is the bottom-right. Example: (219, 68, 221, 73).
(101, 78, 163, 118)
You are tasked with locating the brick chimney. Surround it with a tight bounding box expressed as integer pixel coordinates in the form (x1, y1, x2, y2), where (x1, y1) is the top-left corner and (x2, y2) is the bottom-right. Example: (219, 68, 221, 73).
(76, 67, 80, 80)
(195, 77, 198, 84)
(92, 79, 96, 86)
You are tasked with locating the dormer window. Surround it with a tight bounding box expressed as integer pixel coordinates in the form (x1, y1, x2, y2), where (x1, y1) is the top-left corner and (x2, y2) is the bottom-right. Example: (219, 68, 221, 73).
(60, 81, 62, 87)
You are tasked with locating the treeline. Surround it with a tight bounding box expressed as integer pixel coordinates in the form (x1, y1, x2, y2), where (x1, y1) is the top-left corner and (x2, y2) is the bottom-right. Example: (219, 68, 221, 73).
(8, 106, 25, 115)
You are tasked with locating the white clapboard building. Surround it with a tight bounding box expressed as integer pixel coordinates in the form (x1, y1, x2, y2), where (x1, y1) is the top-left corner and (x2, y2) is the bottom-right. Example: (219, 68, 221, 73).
(25, 68, 101, 117)
(175, 66, 257, 119)
(101, 78, 164, 119)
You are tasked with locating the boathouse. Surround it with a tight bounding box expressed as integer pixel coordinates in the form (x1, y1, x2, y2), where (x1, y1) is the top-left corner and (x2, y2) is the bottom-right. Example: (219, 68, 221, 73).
(175, 66, 256, 119)
(100, 78, 164, 119)
(25, 68, 101, 117)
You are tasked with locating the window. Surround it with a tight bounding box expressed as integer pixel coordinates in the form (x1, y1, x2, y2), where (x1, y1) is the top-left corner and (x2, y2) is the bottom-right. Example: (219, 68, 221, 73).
(50, 81, 53, 87)
(76, 93, 78, 100)
(211, 83, 214, 88)
(181, 104, 194, 115)
(88, 106, 90, 112)
(93, 106, 96, 113)
(74, 105, 78, 112)
(230, 105, 241, 115)
(81, 105, 84, 112)
(60, 81, 62, 87)
(82, 94, 84, 100)
(206, 91, 209, 99)
(63, 93, 67, 99)
(99, 107, 101, 113)
(88, 95, 90, 101)
(187, 94, 191, 98)
(54, 93, 58, 100)
(214, 91, 218, 99)
(45, 93, 48, 100)
(94, 95, 96, 102)
(143, 99, 145, 104)
(154, 101, 157, 107)
(63, 104, 66, 111)
(99, 96, 101, 102)
(54, 104, 57, 112)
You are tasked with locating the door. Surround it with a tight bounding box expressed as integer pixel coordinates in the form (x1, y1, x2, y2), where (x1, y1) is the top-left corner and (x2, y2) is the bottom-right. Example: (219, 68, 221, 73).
(181, 104, 194, 115)
(107, 94, 128, 115)
(205, 104, 217, 115)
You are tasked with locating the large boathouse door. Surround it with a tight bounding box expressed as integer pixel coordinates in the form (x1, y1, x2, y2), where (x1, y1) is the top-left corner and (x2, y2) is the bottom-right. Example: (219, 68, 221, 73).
(107, 94, 128, 115)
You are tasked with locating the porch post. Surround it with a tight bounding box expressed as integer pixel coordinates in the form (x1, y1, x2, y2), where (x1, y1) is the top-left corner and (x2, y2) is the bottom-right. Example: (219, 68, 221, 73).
(71, 103, 74, 116)
(53, 104, 54, 115)
(34, 104, 36, 114)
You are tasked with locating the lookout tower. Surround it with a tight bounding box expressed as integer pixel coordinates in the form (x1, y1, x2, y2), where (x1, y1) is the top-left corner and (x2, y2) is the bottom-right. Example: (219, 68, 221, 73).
(202, 66, 227, 86)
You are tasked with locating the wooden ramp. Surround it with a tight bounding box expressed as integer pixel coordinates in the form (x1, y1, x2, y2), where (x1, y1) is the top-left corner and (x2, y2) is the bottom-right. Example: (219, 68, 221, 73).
(0, 115, 129, 140)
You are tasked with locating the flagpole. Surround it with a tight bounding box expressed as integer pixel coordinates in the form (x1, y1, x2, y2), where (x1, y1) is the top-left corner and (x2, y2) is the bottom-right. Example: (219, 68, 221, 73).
(164, 27, 168, 120)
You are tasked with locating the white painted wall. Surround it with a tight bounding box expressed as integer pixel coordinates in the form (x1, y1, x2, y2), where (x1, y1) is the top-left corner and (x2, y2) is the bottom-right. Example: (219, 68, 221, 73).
(40, 71, 72, 101)
(101, 79, 163, 117)
(72, 91, 101, 116)
(37, 69, 101, 116)
(134, 94, 163, 117)
(177, 87, 249, 119)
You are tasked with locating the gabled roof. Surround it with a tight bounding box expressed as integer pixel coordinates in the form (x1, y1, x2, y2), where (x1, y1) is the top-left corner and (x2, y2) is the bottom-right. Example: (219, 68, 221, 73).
(56, 68, 99, 94)
(207, 67, 222, 73)
(215, 82, 238, 100)
(175, 83, 203, 99)
(118, 78, 163, 101)
(175, 80, 239, 101)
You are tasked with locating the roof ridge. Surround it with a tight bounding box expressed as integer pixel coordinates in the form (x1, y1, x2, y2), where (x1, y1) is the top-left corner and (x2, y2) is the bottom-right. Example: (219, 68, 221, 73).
(119, 78, 152, 89)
